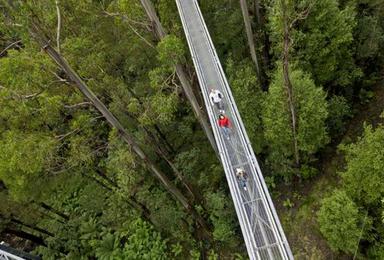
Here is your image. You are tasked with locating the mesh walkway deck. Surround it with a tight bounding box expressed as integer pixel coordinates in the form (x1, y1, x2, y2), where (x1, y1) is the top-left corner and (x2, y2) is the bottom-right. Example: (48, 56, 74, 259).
(175, 0, 293, 259)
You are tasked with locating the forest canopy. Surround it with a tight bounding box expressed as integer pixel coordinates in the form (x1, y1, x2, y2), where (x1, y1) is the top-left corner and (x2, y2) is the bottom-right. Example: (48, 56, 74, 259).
(0, 0, 383, 259)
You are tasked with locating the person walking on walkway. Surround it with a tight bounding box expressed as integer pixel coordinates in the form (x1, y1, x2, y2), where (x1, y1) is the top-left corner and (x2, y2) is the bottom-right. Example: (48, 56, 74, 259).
(218, 114, 231, 140)
(209, 88, 224, 113)
(236, 168, 248, 191)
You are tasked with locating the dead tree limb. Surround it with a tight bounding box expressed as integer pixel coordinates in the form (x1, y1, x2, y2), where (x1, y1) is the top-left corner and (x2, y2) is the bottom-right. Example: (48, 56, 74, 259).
(28, 22, 210, 235)
(239, 0, 261, 78)
(55, 0, 61, 53)
(140, 0, 218, 155)
(0, 40, 22, 56)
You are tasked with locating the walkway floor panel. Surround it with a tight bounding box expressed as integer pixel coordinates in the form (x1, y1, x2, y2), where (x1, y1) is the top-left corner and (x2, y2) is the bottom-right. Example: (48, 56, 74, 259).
(175, 0, 293, 259)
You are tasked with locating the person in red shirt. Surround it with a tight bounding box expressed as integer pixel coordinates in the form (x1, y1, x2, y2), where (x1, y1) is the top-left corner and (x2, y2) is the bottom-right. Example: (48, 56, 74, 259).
(218, 114, 231, 140)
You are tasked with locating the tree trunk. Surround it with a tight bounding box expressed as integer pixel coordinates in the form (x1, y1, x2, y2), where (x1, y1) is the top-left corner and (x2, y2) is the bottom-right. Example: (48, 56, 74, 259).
(128, 196, 152, 221)
(140, 0, 166, 39)
(153, 124, 175, 154)
(84, 172, 114, 191)
(35, 205, 66, 225)
(144, 127, 198, 201)
(254, 0, 262, 24)
(28, 25, 210, 235)
(10, 217, 54, 237)
(95, 169, 119, 188)
(140, 0, 218, 155)
(88, 171, 152, 222)
(239, 0, 261, 78)
(3, 228, 46, 246)
(124, 83, 176, 154)
(117, 101, 200, 201)
(39, 202, 69, 221)
(281, 0, 299, 167)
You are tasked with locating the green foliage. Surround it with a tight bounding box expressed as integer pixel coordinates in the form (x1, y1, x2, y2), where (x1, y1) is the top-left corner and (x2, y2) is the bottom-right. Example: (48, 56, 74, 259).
(316, 123, 384, 256)
(262, 65, 329, 177)
(326, 95, 352, 137)
(358, 88, 375, 104)
(367, 242, 384, 259)
(36, 214, 169, 259)
(0, 49, 63, 129)
(171, 243, 183, 257)
(149, 92, 179, 125)
(95, 232, 122, 260)
(283, 198, 294, 209)
(0, 131, 57, 201)
(137, 185, 187, 242)
(200, 0, 245, 59)
(267, 0, 361, 87)
(157, 0, 181, 33)
(299, 165, 318, 180)
(354, 15, 384, 60)
(294, 0, 361, 87)
(156, 35, 185, 67)
(205, 191, 236, 243)
(208, 249, 219, 260)
(121, 219, 168, 259)
(318, 190, 365, 254)
(189, 249, 201, 260)
(340, 125, 384, 205)
(2, 0, 384, 258)
(143, 36, 184, 127)
(226, 58, 265, 153)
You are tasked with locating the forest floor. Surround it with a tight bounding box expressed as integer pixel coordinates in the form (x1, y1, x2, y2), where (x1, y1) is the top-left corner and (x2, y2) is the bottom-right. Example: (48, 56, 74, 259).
(275, 78, 384, 259)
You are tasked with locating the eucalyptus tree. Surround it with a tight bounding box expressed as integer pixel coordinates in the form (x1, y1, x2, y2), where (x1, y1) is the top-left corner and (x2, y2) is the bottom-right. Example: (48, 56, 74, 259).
(138, 0, 218, 154)
(318, 123, 384, 256)
(1, 2, 214, 255)
(262, 66, 329, 179)
(293, 0, 360, 89)
(318, 190, 367, 254)
(28, 24, 210, 233)
(239, 0, 261, 78)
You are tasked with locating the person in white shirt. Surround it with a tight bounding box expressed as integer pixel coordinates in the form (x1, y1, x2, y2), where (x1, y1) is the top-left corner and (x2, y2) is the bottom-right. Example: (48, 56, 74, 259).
(209, 88, 224, 113)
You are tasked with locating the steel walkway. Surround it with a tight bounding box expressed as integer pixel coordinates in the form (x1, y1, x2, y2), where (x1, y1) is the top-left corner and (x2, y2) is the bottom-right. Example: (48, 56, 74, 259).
(175, 0, 293, 259)
(0, 243, 40, 260)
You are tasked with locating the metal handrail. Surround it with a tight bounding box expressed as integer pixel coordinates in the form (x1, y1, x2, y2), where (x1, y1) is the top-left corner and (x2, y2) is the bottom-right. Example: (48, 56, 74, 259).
(175, 0, 294, 259)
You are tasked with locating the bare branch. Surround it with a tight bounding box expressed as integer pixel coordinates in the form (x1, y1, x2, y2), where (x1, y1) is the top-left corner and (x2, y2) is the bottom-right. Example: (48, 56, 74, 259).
(127, 22, 155, 48)
(0, 40, 22, 56)
(103, 11, 155, 49)
(55, 0, 61, 53)
(55, 128, 80, 140)
(64, 101, 92, 109)
(23, 91, 44, 99)
(289, 0, 317, 29)
(50, 70, 70, 84)
(102, 11, 150, 27)
(0, 85, 43, 99)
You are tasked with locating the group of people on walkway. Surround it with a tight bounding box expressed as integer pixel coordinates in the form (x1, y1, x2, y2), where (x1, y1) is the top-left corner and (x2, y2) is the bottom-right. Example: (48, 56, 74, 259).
(209, 88, 248, 191)
(209, 89, 231, 140)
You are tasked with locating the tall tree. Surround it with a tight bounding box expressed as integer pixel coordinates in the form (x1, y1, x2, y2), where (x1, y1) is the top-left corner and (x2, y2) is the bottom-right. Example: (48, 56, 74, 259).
(341, 124, 384, 205)
(262, 66, 328, 178)
(140, 0, 218, 154)
(239, 0, 261, 78)
(293, 0, 359, 88)
(28, 27, 209, 234)
(280, 0, 300, 166)
(268, 0, 310, 167)
(318, 190, 368, 254)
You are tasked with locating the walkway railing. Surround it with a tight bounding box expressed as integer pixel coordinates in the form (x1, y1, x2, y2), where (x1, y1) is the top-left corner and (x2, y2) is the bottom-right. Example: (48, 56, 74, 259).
(175, 0, 293, 259)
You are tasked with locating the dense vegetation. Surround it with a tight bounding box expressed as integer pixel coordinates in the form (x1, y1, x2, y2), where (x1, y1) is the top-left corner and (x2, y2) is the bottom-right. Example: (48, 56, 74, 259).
(0, 0, 383, 258)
